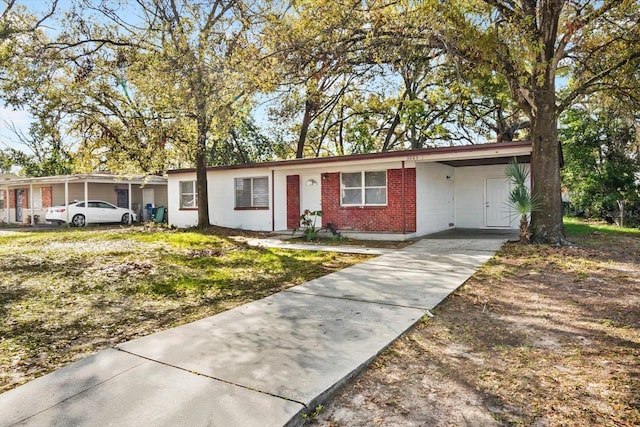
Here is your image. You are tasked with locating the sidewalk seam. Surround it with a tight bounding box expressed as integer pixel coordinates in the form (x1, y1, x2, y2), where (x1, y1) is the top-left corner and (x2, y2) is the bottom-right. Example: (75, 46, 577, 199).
(282, 288, 436, 312)
(113, 347, 308, 409)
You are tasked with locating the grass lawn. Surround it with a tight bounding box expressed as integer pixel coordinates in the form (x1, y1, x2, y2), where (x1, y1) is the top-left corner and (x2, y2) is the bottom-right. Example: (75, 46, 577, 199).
(313, 218, 640, 426)
(0, 226, 372, 393)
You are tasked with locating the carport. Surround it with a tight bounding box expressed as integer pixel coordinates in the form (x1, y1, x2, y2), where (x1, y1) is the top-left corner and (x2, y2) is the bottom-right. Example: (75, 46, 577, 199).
(1, 173, 167, 226)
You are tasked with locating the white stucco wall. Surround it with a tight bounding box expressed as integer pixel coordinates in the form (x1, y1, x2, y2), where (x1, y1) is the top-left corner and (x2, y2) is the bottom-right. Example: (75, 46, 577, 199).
(168, 159, 531, 233)
(169, 168, 279, 230)
(168, 172, 198, 228)
(454, 163, 530, 229)
(168, 160, 409, 231)
(209, 168, 274, 231)
(416, 162, 455, 235)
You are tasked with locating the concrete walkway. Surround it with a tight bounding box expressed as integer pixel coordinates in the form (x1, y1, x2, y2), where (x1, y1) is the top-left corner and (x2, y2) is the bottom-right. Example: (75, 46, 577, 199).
(0, 235, 511, 427)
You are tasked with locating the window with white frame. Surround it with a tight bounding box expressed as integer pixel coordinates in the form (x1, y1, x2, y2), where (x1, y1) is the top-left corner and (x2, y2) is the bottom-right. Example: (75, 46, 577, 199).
(0, 190, 4, 209)
(235, 177, 269, 208)
(180, 181, 198, 208)
(341, 171, 387, 206)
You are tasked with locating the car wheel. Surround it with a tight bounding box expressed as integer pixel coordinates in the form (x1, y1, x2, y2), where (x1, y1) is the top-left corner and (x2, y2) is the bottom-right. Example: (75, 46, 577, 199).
(121, 213, 130, 224)
(72, 214, 85, 227)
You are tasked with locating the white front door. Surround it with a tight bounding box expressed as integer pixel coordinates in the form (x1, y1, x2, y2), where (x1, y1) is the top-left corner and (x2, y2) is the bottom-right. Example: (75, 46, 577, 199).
(300, 174, 322, 218)
(485, 177, 512, 227)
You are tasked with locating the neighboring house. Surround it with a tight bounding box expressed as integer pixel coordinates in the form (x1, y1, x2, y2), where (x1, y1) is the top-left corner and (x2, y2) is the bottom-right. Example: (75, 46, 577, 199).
(167, 141, 532, 240)
(0, 174, 19, 223)
(0, 173, 168, 225)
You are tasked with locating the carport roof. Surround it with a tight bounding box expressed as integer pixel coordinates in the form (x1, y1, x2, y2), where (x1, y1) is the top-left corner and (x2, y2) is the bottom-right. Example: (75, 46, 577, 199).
(1, 173, 167, 187)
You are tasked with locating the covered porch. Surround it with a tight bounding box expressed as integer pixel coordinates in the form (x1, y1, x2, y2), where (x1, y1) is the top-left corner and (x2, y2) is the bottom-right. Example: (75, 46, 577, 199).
(1, 173, 167, 226)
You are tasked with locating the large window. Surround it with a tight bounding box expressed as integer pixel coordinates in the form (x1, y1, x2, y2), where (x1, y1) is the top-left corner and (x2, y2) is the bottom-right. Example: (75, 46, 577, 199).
(235, 177, 269, 208)
(341, 171, 387, 206)
(180, 181, 198, 208)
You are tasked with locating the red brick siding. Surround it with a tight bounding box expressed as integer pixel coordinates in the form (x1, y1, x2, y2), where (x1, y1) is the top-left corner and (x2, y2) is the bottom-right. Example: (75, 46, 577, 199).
(286, 175, 300, 229)
(321, 168, 416, 233)
(42, 186, 53, 208)
(8, 188, 29, 208)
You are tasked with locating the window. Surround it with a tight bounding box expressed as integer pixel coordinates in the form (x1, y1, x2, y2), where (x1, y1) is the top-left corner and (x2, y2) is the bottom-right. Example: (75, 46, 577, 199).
(0, 190, 4, 210)
(341, 171, 387, 206)
(96, 202, 116, 209)
(235, 177, 269, 208)
(180, 181, 198, 208)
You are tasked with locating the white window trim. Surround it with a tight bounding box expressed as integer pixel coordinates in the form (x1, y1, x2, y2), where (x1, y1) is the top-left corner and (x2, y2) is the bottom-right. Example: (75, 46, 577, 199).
(235, 176, 269, 208)
(179, 180, 198, 209)
(340, 171, 388, 207)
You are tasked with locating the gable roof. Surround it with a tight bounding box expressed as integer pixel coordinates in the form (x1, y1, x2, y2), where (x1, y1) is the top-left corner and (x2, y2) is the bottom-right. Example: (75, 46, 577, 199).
(168, 141, 532, 174)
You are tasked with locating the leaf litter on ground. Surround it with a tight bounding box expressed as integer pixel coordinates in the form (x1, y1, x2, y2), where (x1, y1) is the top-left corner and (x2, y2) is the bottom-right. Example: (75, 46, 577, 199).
(0, 227, 372, 393)
(311, 224, 640, 427)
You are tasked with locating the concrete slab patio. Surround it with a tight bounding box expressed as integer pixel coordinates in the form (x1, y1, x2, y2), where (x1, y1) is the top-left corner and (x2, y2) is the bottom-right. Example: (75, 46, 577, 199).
(0, 233, 514, 427)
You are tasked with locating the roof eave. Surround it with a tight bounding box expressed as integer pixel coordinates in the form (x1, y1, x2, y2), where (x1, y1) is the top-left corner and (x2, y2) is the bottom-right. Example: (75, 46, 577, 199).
(168, 140, 533, 174)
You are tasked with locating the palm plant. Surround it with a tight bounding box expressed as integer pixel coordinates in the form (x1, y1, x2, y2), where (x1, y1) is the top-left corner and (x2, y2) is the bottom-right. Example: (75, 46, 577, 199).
(505, 159, 540, 243)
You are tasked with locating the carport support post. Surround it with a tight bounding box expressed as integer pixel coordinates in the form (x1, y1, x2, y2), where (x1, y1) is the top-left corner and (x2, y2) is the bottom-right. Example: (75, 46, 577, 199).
(3, 185, 8, 223)
(64, 180, 69, 225)
(128, 182, 132, 225)
(29, 183, 35, 226)
(84, 180, 88, 227)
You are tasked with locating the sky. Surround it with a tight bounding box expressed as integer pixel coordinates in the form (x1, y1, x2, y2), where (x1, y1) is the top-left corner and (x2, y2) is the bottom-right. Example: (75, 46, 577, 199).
(0, 108, 32, 151)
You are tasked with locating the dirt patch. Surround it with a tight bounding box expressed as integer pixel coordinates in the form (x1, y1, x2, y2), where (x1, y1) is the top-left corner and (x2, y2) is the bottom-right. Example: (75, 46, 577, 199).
(311, 232, 640, 426)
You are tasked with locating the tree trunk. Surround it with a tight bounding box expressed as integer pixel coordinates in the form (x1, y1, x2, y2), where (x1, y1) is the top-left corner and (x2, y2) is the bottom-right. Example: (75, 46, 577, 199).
(337, 104, 345, 156)
(519, 214, 528, 244)
(196, 115, 210, 228)
(617, 200, 625, 228)
(529, 89, 565, 244)
(382, 103, 402, 152)
(296, 98, 315, 159)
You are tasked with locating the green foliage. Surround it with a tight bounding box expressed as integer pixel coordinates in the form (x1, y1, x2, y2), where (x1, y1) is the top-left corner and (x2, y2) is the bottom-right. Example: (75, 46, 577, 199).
(3, 117, 75, 177)
(301, 405, 325, 420)
(294, 209, 323, 241)
(0, 150, 13, 174)
(560, 106, 639, 222)
(505, 158, 539, 243)
(505, 159, 540, 214)
(0, 0, 637, 241)
(7, 147, 73, 177)
(207, 118, 283, 166)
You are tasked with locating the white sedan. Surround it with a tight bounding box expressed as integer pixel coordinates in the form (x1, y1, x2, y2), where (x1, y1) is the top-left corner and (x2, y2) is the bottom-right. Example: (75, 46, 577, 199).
(46, 200, 137, 227)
